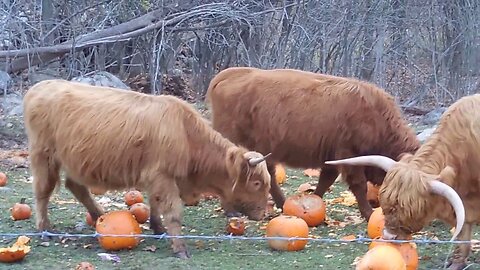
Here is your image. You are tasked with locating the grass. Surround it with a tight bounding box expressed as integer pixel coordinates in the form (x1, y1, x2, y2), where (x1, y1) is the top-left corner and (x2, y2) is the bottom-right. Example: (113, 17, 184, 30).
(1, 163, 479, 270)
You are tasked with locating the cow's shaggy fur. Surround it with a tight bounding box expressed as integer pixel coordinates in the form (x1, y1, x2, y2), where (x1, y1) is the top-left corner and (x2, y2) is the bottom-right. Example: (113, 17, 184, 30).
(205, 67, 419, 219)
(23, 79, 271, 258)
(326, 94, 480, 269)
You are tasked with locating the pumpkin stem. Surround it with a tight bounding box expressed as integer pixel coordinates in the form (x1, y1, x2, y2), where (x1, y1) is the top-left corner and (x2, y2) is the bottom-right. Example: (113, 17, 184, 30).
(20, 198, 26, 204)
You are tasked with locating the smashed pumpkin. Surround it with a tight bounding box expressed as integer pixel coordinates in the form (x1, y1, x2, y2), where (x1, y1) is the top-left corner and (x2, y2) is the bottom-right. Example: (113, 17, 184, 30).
(0, 236, 31, 263)
(226, 217, 245, 235)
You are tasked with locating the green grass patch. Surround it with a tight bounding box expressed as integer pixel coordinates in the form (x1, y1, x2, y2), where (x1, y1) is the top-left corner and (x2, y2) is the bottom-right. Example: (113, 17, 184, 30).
(0, 165, 478, 269)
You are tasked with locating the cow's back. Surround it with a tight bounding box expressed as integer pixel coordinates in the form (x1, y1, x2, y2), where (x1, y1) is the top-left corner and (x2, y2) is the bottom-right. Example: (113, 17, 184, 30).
(206, 67, 415, 168)
(24, 80, 191, 188)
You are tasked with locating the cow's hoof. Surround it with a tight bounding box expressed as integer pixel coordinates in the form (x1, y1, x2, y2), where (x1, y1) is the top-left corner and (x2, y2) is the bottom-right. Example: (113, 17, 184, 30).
(174, 250, 191, 259)
(447, 262, 467, 270)
(445, 260, 467, 270)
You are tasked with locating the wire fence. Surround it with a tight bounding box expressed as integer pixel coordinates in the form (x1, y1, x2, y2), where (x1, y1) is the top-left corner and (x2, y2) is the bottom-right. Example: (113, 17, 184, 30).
(0, 230, 475, 245)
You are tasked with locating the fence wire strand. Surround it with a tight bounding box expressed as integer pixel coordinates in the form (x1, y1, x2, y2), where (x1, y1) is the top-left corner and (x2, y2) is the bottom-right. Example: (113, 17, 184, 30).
(0, 231, 475, 245)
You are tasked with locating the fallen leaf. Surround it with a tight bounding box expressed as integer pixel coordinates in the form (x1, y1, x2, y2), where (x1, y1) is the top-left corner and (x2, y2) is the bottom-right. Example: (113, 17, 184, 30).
(143, 245, 157, 252)
(83, 244, 92, 249)
(341, 234, 356, 241)
(97, 253, 120, 263)
(195, 240, 206, 249)
(297, 183, 315, 193)
(303, 168, 320, 177)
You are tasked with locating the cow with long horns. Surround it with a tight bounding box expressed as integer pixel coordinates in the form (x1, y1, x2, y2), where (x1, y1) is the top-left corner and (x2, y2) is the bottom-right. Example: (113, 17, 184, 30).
(324, 94, 480, 269)
(23, 79, 272, 259)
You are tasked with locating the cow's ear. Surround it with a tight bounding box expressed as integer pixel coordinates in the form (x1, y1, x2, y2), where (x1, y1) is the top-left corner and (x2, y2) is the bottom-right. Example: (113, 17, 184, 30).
(397, 153, 413, 162)
(226, 147, 239, 166)
(439, 166, 456, 186)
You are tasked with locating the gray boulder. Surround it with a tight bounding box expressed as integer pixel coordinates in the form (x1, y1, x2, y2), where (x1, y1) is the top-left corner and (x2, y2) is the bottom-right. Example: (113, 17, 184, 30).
(72, 71, 130, 90)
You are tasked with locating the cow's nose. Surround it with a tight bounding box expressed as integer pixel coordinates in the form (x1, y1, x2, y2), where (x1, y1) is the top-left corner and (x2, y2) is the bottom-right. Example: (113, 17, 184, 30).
(382, 228, 397, 240)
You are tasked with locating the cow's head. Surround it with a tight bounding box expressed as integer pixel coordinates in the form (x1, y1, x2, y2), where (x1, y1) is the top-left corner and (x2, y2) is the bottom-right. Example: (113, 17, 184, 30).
(222, 147, 271, 221)
(325, 155, 465, 241)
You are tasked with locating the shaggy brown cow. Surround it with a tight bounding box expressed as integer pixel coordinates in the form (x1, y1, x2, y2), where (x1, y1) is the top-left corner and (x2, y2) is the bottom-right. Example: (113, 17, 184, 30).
(324, 95, 480, 269)
(205, 67, 420, 219)
(23, 79, 272, 259)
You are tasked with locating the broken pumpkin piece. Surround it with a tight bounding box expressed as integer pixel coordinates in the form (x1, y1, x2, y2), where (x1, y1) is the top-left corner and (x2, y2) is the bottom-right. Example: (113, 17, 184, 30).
(226, 217, 246, 235)
(0, 236, 31, 263)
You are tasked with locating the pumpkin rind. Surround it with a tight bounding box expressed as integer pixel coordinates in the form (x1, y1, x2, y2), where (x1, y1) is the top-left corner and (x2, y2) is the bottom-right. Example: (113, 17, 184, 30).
(0, 236, 31, 263)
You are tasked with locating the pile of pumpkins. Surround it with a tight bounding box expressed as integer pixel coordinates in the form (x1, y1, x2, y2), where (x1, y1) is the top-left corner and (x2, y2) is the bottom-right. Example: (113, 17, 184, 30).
(356, 207, 419, 270)
(87, 189, 149, 251)
(265, 165, 327, 251)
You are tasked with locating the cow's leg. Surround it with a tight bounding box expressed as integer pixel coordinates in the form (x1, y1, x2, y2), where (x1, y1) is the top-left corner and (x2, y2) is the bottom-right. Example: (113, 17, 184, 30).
(314, 166, 339, 197)
(64, 177, 104, 222)
(447, 223, 472, 270)
(149, 179, 189, 259)
(31, 150, 59, 232)
(268, 162, 286, 209)
(343, 166, 373, 220)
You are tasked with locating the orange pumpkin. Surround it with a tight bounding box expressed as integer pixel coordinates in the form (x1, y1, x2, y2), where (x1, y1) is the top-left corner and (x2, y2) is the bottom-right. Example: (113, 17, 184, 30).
(367, 207, 385, 239)
(356, 245, 406, 270)
(275, 164, 287, 185)
(369, 240, 418, 270)
(0, 236, 31, 263)
(124, 190, 144, 206)
(10, 198, 32, 221)
(0, 172, 7, 187)
(266, 215, 309, 251)
(96, 210, 142, 251)
(283, 193, 326, 227)
(129, 203, 150, 224)
(367, 182, 380, 208)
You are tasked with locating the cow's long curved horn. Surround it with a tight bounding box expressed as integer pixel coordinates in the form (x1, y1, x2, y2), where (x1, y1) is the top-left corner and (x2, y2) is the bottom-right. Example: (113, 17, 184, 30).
(248, 153, 272, 166)
(324, 155, 397, 172)
(429, 180, 465, 241)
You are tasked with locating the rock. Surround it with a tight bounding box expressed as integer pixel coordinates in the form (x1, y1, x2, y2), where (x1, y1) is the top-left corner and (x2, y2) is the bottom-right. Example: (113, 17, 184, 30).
(417, 126, 437, 143)
(0, 93, 23, 116)
(29, 70, 60, 84)
(72, 71, 130, 90)
(421, 107, 446, 125)
(0, 71, 11, 92)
